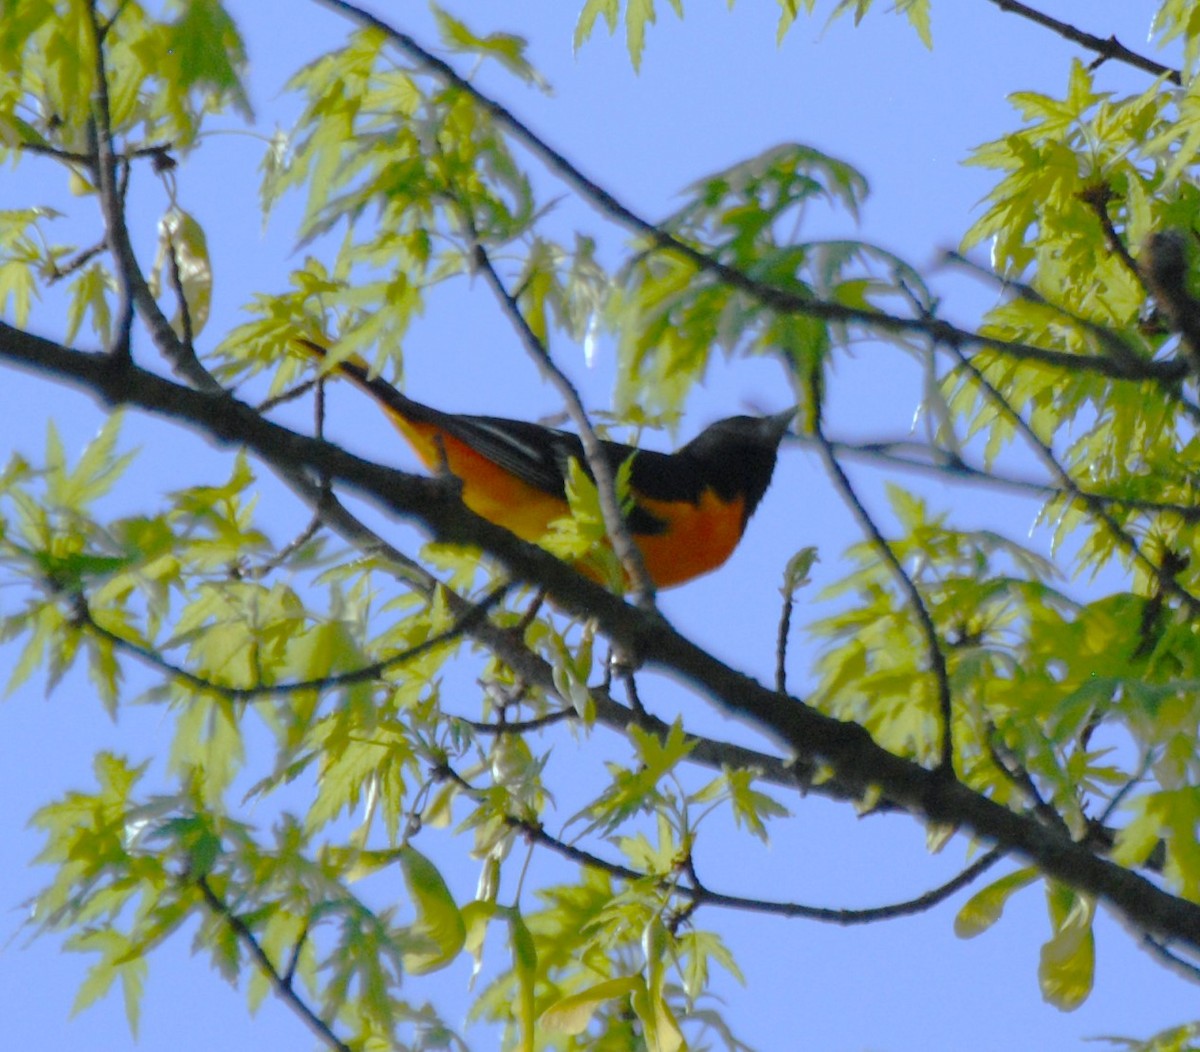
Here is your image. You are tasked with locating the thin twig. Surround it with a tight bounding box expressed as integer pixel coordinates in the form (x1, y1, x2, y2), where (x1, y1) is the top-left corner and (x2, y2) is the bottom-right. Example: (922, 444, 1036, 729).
(84, 0, 133, 365)
(471, 242, 657, 608)
(70, 583, 510, 701)
(258, 375, 321, 414)
(1075, 184, 1145, 287)
(810, 385, 956, 774)
(196, 877, 351, 1052)
(793, 434, 1200, 521)
(949, 347, 1200, 620)
(776, 560, 806, 695)
(508, 813, 1005, 923)
(244, 511, 325, 579)
(282, 924, 309, 986)
(983, 0, 1182, 85)
(455, 709, 575, 734)
(165, 229, 195, 352)
(47, 240, 108, 284)
(986, 730, 1071, 837)
(616, 661, 646, 716)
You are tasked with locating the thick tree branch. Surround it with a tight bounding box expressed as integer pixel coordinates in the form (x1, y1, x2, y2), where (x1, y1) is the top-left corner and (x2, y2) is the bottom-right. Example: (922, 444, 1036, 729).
(5, 324, 1200, 953)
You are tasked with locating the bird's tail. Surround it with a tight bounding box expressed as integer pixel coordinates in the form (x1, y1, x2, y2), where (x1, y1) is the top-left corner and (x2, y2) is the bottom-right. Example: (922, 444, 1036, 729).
(292, 337, 437, 428)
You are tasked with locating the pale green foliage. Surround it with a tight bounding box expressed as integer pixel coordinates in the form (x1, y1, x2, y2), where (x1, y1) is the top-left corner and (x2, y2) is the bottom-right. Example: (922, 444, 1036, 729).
(3, 1, 1200, 1050)
(572, 0, 932, 66)
(609, 142, 931, 416)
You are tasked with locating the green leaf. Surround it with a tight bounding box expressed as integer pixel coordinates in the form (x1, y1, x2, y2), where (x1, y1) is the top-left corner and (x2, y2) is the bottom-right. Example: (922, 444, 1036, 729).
(575, 0, 620, 52)
(724, 767, 790, 842)
(954, 867, 1039, 938)
(147, 208, 213, 337)
(70, 929, 148, 1036)
(65, 262, 113, 344)
(625, 0, 656, 72)
(506, 907, 537, 1052)
(633, 921, 685, 1052)
(399, 844, 466, 975)
(539, 975, 642, 1035)
(1038, 884, 1095, 1010)
(900, 0, 932, 48)
(432, 5, 548, 89)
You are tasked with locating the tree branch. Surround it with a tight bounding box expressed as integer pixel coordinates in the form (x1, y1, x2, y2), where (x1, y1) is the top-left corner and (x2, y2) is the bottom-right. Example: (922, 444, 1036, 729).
(471, 242, 657, 607)
(796, 432, 1200, 521)
(810, 399, 955, 774)
(68, 584, 509, 701)
(5, 324, 1198, 953)
(84, 0, 133, 365)
(196, 876, 351, 1052)
(440, 758, 1006, 923)
(982, 0, 1182, 85)
(507, 811, 1005, 923)
(313, 0, 1188, 393)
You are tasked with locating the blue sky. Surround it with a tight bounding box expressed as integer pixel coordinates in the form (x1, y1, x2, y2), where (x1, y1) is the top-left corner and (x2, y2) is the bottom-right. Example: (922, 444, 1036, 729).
(1, 3, 1194, 1050)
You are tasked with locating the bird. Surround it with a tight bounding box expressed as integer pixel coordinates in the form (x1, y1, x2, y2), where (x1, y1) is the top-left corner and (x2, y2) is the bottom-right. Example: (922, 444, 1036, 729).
(295, 338, 792, 589)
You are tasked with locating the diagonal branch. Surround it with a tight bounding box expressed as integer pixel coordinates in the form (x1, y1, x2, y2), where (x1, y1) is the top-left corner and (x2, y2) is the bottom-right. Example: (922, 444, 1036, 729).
(948, 347, 1200, 620)
(313, 0, 1189, 394)
(6, 324, 1200, 954)
(982, 0, 1182, 85)
(196, 877, 351, 1052)
(810, 387, 955, 774)
(471, 243, 656, 606)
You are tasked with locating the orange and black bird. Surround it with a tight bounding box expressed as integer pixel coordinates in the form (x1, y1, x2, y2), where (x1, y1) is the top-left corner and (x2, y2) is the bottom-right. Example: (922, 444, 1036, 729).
(296, 338, 792, 589)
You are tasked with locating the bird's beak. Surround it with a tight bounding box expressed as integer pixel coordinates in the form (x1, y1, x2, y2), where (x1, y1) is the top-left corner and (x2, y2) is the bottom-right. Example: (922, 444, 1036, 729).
(765, 406, 797, 441)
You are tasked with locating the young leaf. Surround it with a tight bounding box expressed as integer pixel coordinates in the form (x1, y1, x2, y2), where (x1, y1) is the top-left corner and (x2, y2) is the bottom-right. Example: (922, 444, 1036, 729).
(398, 844, 466, 975)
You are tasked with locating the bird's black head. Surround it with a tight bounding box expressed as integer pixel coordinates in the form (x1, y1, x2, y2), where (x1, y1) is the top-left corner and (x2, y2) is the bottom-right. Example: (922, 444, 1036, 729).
(682, 408, 794, 517)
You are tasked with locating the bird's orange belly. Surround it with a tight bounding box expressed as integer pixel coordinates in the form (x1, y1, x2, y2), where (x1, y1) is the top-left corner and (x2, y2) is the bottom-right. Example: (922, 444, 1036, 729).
(631, 490, 746, 588)
(397, 416, 745, 589)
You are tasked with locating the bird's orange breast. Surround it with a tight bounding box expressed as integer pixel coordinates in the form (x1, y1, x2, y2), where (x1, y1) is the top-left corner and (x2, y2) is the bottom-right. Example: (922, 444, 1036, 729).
(629, 490, 748, 588)
(390, 414, 747, 589)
